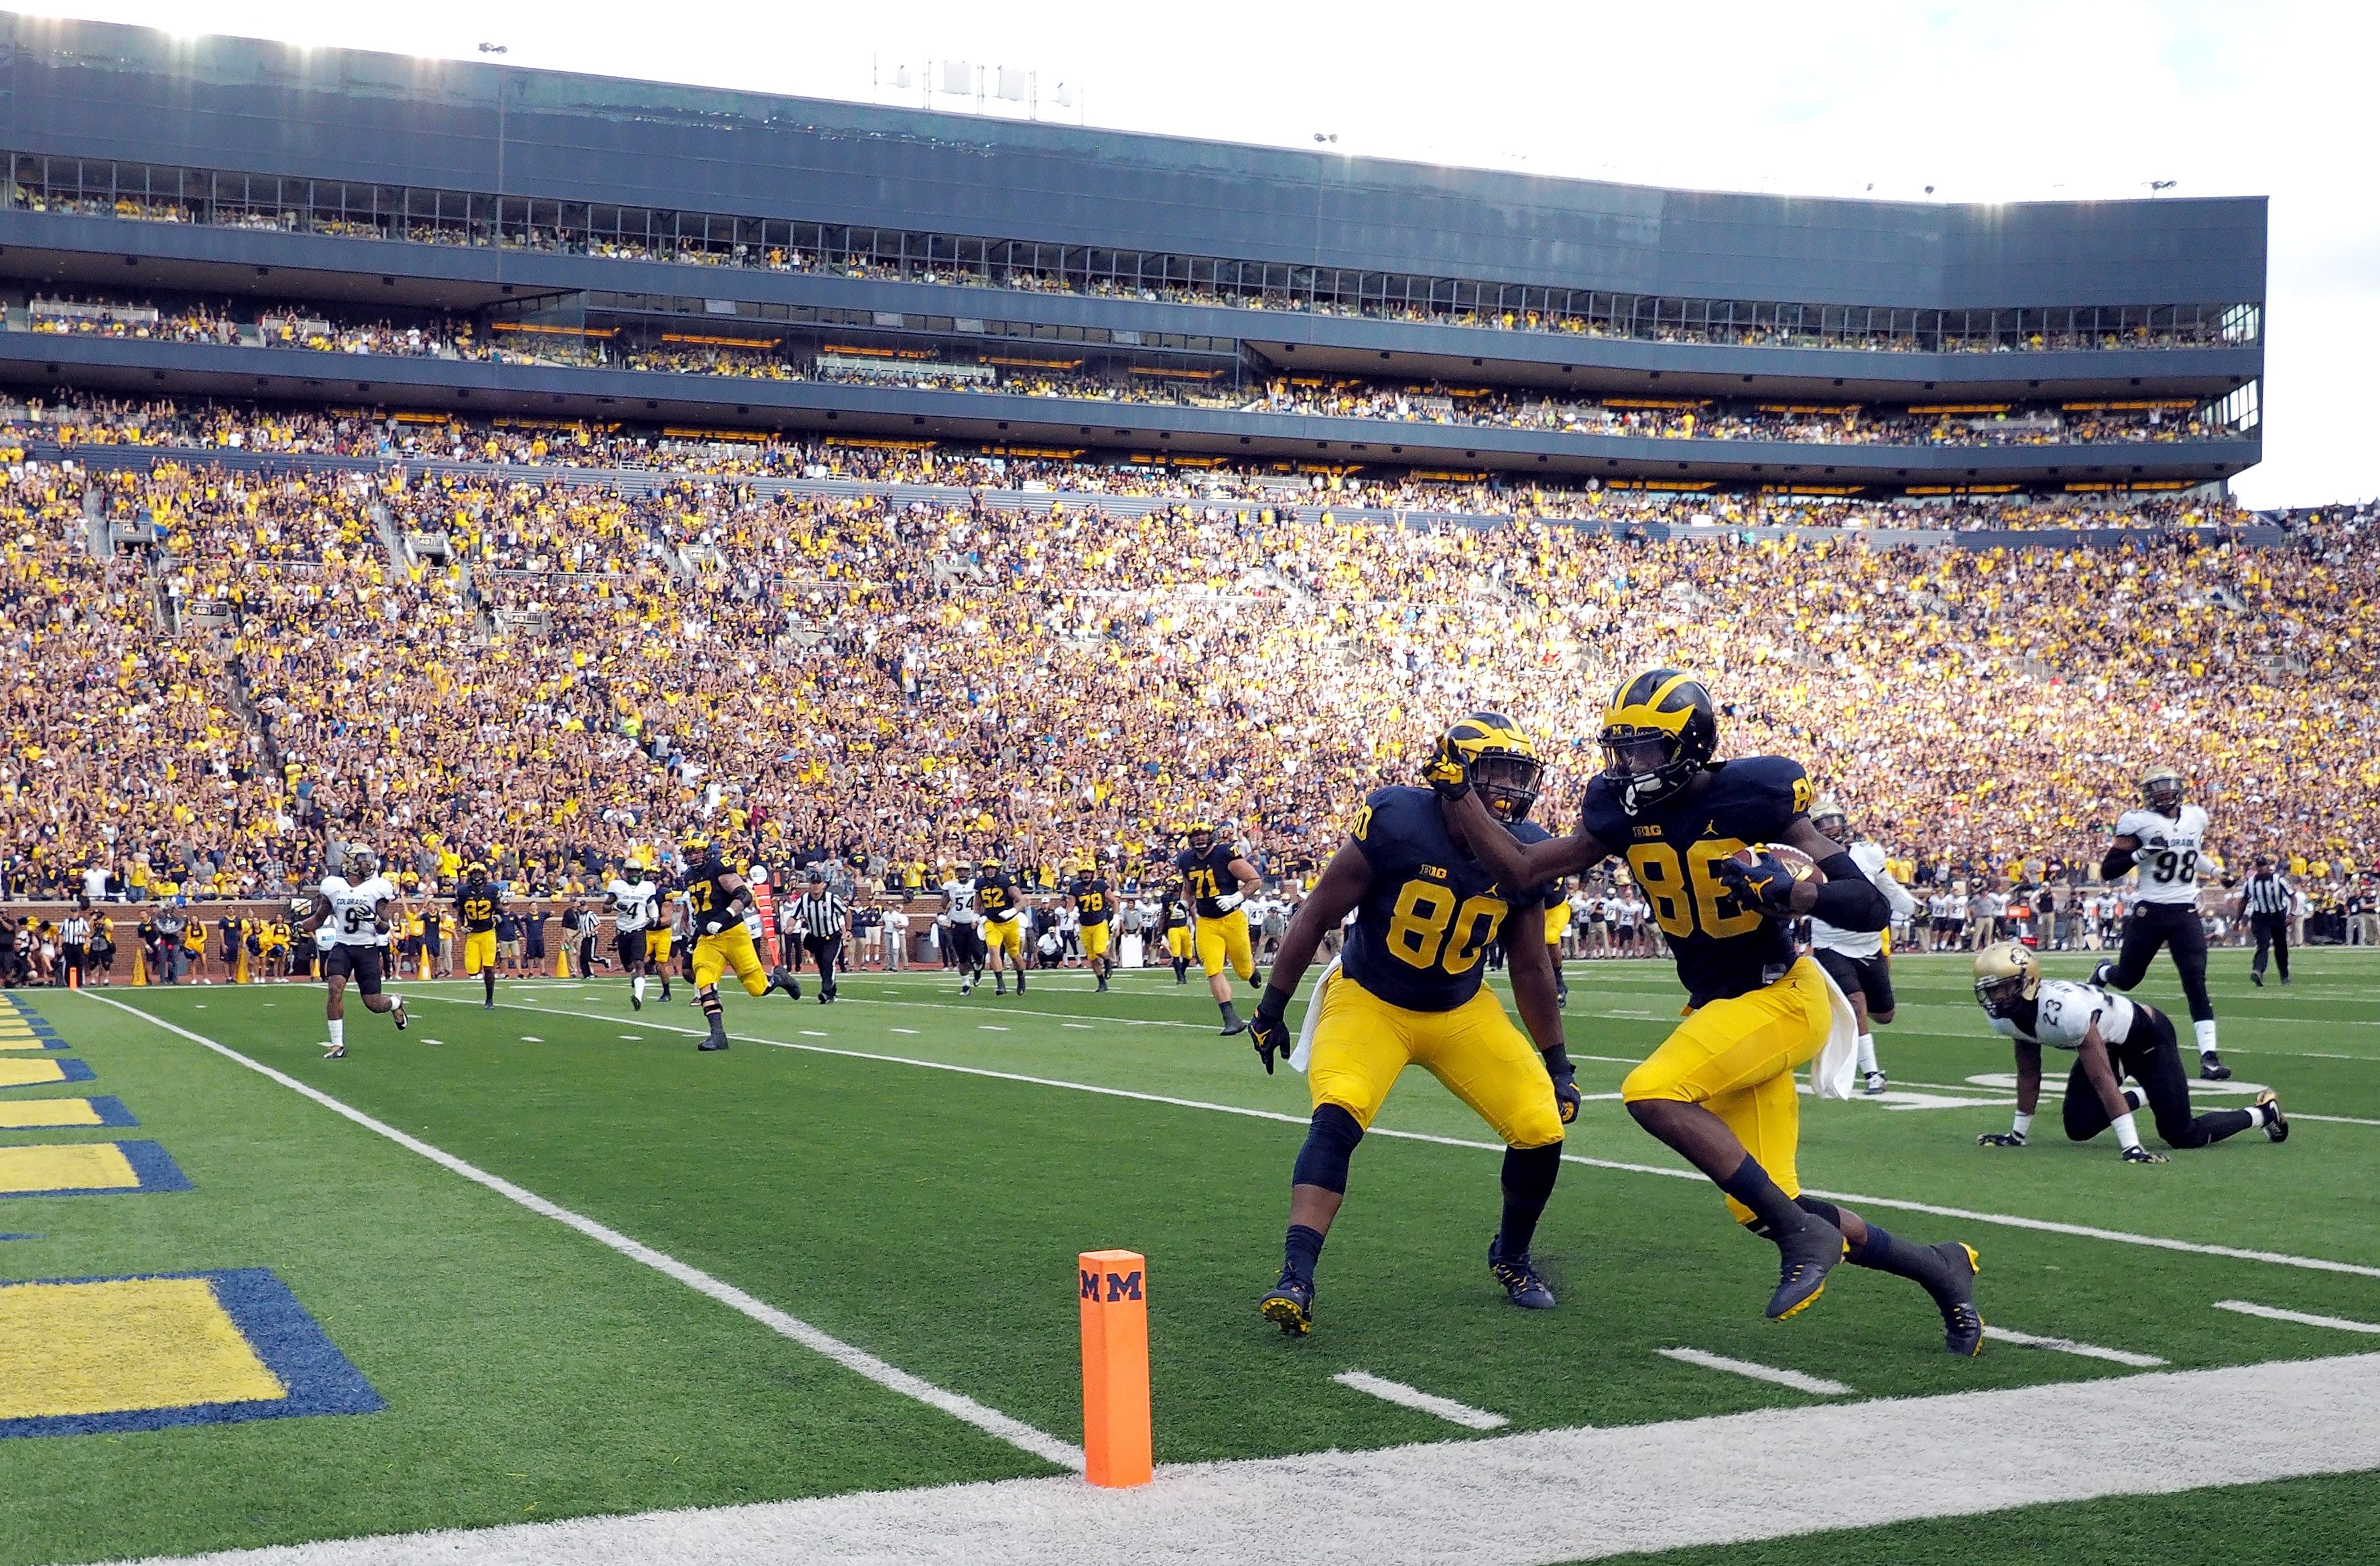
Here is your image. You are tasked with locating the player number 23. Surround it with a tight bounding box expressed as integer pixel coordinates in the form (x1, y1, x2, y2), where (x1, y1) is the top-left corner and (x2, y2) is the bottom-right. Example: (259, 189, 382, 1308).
(1385, 881, 1505, 975)
(1625, 840, 1763, 941)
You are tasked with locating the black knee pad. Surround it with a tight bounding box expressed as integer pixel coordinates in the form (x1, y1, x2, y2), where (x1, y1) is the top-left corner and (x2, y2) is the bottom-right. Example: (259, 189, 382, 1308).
(1292, 1104, 1365, 1194)
(1793, 1196, 1844, 1229)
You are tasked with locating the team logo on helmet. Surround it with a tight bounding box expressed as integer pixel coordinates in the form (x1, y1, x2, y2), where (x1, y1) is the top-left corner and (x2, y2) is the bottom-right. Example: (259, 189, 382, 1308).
(2138, 765, 2185, 815)
(1972, 941, 2041, 1019)
(1185, 821, 1215, 852)
(1600, 669, 1718, 816)
(1441, 712, 1544, 823)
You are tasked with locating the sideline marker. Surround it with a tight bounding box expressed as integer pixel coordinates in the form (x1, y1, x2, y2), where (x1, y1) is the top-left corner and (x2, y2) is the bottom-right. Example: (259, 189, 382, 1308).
(1077, 1248, 1151, 1487)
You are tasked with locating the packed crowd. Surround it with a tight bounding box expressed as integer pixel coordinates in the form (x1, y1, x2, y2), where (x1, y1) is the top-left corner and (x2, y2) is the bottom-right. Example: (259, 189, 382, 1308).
(7, 296, 2247, 448)
(9, 178, 2243, 354)
(0, 427, 2371, 926)
(5, 397, 2270, 537)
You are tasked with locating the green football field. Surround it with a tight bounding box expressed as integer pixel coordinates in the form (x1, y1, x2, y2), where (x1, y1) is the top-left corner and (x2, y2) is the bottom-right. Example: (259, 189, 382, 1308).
(4, 946, 2379, 1565)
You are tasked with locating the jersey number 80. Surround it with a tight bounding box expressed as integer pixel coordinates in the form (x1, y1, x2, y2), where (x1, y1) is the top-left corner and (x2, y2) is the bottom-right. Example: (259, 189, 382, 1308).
(1385, 881, 1505, 975)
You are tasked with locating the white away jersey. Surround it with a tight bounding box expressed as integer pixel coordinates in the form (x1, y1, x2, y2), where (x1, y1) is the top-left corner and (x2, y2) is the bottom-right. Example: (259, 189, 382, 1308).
(2115, 803, 2210, 906)
(318, 874, 395, 946)
(1811, 841, 1918, 958)
(1991, 978, 2136, 1052)
(606, 877, 660, 933)
(942, 879, 980, 925)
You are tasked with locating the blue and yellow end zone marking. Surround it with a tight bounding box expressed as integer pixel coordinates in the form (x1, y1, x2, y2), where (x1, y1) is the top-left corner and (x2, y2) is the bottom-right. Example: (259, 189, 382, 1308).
(0, 1006, 66, 1050)
(0, 1097, 137, 1131)
(0, 1058, 95, 1090)
(0, 1269, 384, 1438)
(0, 1140, 188, 1198)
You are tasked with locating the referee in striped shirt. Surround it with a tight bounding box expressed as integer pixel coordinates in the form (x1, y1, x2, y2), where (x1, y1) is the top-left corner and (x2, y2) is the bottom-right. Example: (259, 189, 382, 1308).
(2238, 856, 2294, 987)
(60, 902, 92, 988)
(790, 868, 849, 1005)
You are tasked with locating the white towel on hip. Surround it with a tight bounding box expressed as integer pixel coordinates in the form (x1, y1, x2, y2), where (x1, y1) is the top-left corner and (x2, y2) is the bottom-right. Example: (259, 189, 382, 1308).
(1288, 954, 1342, 1075)
(1808, 960, 1861, 1101)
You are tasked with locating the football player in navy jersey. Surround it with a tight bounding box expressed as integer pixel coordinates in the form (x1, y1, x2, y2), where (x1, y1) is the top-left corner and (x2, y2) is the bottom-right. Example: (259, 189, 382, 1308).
(1437, 671, 1985, 1353)
(1246, 714, 1582, 1335)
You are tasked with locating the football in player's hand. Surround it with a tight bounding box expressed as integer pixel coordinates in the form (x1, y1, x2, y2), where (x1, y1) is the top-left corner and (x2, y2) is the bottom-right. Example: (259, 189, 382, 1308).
(1730, 843, 1826, 885)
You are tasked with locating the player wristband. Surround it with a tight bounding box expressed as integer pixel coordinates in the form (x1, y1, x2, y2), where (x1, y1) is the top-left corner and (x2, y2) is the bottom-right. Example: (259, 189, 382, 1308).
(1539, 1042, 1574, 1078)
(1255, 984, 1296, 1022)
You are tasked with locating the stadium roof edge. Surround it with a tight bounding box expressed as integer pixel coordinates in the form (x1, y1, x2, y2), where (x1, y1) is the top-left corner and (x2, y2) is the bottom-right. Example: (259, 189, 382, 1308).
(0, 13, 2268, 236)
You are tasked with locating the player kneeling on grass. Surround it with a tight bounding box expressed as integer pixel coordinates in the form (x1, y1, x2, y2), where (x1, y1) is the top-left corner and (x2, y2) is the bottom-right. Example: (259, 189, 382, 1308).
(680, 835, 804, 1052)
(1972, 942, 2285, 1163)
(1248, 714, 1582, 1335)
(304, 843, 408, 1059)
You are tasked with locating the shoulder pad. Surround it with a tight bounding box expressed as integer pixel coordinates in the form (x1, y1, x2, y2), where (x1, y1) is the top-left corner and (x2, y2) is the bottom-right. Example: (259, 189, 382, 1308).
(1727, 756, 1816, 820)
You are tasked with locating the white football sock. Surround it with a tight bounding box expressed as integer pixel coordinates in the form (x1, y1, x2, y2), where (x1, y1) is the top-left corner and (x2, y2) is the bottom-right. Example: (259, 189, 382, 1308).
(2111, 1110, 2142, 1149)
(2195, 1020, 2220, 1055)
(633, 975, 645, 1002)
(328, 1018, 344, 1050)
(1855, 1033, 1879, 1073)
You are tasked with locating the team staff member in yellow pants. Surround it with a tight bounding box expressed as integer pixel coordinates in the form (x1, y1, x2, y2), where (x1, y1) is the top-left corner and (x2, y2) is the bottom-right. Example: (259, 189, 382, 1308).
(681, 836, 804, 1052)
(1246, 714, 1581, 1333)
(1441, 671, 1985, 1355)
(1176, 822, 1262, 1034)
(456, 862, 501, 1009)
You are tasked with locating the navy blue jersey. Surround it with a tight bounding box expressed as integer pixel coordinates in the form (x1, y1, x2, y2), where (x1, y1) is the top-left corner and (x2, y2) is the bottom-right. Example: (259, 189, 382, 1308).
(1578, 755, 1814, 1005)
(1340, 786, 1553, 1013)
(1072, 877, 1113, 927)
(977, 870, 1020, 923)
(1175, 843, 1245, 917)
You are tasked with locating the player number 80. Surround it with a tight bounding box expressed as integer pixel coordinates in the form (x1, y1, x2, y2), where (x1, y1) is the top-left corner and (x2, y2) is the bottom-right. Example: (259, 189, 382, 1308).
(1385, 881, 1506, 975)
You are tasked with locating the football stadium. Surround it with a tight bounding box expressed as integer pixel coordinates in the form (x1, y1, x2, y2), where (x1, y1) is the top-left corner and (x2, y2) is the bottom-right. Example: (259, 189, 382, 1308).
(1, 11, 2377, 1565)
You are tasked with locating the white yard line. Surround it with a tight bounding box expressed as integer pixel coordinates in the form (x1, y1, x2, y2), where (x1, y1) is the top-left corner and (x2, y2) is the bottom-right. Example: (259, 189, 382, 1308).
(1655, 1347, 1852, 1396)
(129, 1352, 2380, 1566)
(75, 993, 1082, 1473)
(1981, 1326, 2166, 1368)
(1331, 1371, 1509, 1431)
(2214, 1300, 2380, 1334)
(446, 993, 2380, 1283)
(2292, 1113, 2380, 1127)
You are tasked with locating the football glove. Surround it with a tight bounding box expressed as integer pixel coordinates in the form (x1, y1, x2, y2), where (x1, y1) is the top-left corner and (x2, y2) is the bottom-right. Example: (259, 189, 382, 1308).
(2120, 1145, 2170, 1165)
(1715, 852, 1798, 918)
(1249, 988, 1294, 1075)
(1213, 891, 1247, 913)
(1977, 1130, 2028, 1148)
(1420, 737, 1472, 801)
(1542, 1043, 1582, 1124)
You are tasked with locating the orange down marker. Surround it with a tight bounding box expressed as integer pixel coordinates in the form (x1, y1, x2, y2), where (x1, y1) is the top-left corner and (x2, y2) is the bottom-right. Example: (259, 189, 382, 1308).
(1077, 1248, 1151, 1486)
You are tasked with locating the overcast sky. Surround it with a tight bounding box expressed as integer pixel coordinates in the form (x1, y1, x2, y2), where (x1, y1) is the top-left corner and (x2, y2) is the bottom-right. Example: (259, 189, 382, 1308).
(31, 0, 2379, 507)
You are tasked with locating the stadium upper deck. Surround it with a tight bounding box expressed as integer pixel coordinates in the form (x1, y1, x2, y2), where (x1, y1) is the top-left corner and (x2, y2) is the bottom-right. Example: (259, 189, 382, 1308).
(0, 15, 2265, 497)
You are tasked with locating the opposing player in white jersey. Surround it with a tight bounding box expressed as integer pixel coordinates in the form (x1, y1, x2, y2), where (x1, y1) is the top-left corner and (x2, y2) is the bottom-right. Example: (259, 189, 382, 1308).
(2091, 765, 2227, 1079)
(302, 843, 408, 1059)
(605, 856, 666, 1010)
(940, 870, 987, 994)
(1807, 796, 1920, 1094)
(1972, 943, 2282, 1161)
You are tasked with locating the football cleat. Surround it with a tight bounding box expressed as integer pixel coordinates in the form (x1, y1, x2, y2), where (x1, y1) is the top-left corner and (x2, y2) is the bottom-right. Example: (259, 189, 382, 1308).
(631, 990, 643, 1010)
(2250, 969, 2265, 988)
(2121, 1145, 2169, 1165)
(320, 1043, 345, 1060)
(2088, 959, 2115, 988)
(1220, 1017, 1250, 1037)
(768, 968, 802, 1000)
(2199, 1053, 2233, 1082)
(1488, 1240, 1558, 1310)
(391, 998, 409, 1031)
(2259, 1090, 2289, 1143)
(1767, 1216, 1844, 1321)
(1861, 1071, 1889, 1096)
(1977, 1130, 2028, 1148)
(698, 1037, 729, 1053)
(960, 978, 974, 996)
(1259, 1271, 1314, 1336)
(483, 998, 495, 1010)
(1933, 1242, 1984, 1356)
